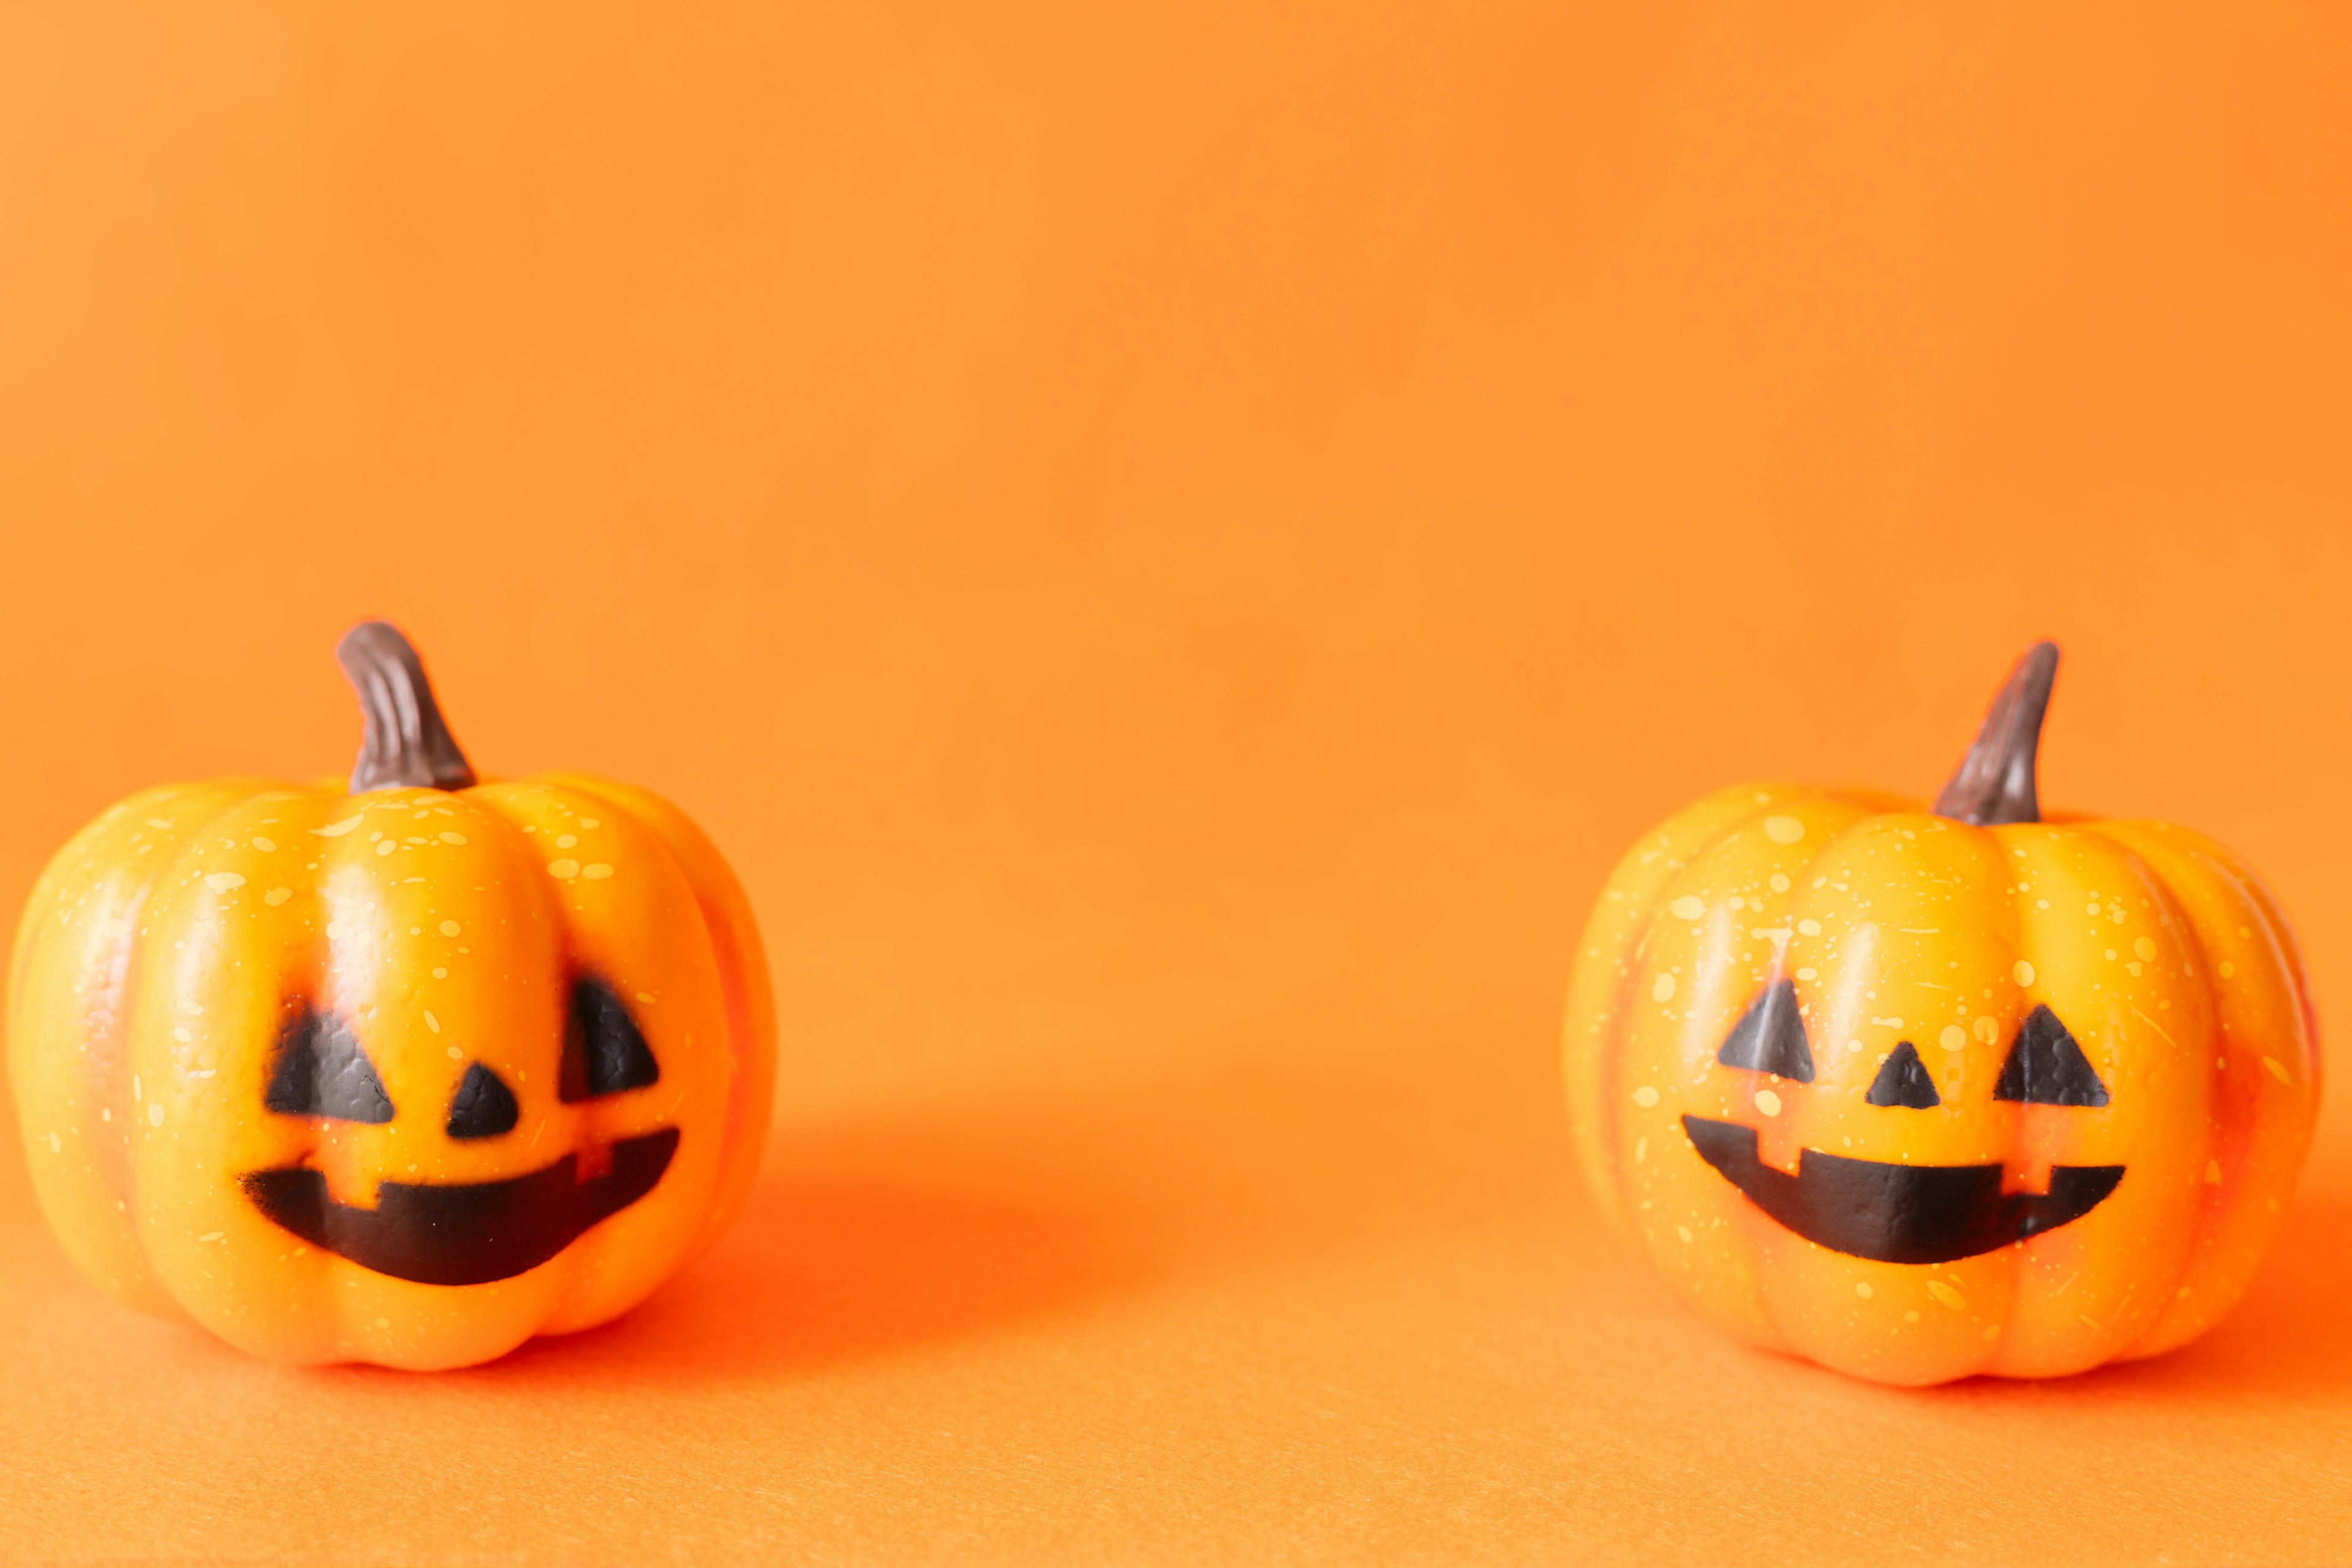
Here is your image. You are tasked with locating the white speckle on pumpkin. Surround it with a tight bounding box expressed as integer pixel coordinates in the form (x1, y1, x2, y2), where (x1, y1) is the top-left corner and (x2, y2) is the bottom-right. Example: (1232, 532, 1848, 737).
(1630, 1086, 1660, 1108)
(548, 859, 580, 880)
(264, 888, 292, 907)
(375, 840, 396, 857)
(424, 1011, 441, 1035)
(148, 1102, 164, 1126)
(251, 837, 276, 853)
(1855, 1282, 1872, 1300)
(1754, 1088, 1782, 1117)
(311, 817, 363, 837)
(1926, 1281, 1966, 1310)
(439, 832, 467, 846)
(1652, 974, 1676, 1002)
(2014, 960, 2036, 987)
(582, 864, 614, 880)
(1795, 967, 1818, 981)
(1763, 816, 1804, 845)
(1939, 1025, 1967, 1052)
(1668, 895, 1706, 921)
(203, 872, 245, 894)
(2264, 1057, 2292, 1084)
(556, 834, 578, 850)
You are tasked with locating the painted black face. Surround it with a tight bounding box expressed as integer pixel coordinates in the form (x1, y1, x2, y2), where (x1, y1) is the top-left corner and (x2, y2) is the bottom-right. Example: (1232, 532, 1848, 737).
(240, 978, 677, 1286)
(1681, 984, 2124, 1265)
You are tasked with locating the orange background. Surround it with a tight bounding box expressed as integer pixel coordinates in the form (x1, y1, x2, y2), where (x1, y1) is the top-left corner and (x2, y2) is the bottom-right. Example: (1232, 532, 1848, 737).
(4, 3, 2351, 1562)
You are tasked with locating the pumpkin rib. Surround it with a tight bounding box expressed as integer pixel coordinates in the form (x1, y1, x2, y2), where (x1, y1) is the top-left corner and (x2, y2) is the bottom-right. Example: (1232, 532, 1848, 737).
(1567, 782, 1812, 1245)
(2073, 820, 2320, 1361)
(1571, 783, 1904, 1214)
(538, 772, 775, 1267)
(1600, 788, 1893, 1357)
(461, 778, 739, 1347)
(9, 779, 293, 1321)
(1971, 826, 2211, 1379)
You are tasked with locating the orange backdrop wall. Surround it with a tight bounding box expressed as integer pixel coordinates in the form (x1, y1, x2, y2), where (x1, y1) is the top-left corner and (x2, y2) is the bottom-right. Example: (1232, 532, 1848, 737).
(5, 4, 2352, 1562)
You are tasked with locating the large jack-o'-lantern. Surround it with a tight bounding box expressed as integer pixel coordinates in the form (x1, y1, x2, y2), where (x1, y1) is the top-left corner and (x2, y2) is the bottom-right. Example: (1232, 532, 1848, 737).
(9, 625, 774, 1370)
(1564, 644, 2318, 1385)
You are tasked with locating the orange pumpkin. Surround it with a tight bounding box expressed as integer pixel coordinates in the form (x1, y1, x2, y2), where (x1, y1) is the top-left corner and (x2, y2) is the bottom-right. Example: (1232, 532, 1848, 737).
(7, 625, 774, 1369)
(1564, 644, 2318, 1384)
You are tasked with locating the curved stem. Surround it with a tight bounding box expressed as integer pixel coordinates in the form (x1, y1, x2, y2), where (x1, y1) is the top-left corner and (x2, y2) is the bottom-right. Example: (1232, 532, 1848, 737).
(335, 622, 478, 793)
(1931, 641, 2059, 826)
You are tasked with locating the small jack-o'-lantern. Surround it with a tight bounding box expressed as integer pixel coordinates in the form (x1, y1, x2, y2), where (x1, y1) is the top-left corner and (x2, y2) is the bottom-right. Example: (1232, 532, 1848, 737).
(1564, 644, 2318, 1385)
(8, 625, 774, 1370)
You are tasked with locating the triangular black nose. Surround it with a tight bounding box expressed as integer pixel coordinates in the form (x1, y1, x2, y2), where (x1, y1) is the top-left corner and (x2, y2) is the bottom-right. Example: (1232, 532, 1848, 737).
(1716, 979, 1815, 1082)
(1994, 1005, 2110, 1106)
(446, 1061, 521, 1139)
(1865, 1041, 1942, 1108)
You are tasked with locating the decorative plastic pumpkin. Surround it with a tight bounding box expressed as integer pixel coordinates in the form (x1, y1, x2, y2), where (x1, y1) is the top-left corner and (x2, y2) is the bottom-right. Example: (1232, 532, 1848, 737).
(1564, 644, 2318, 1385)
(8, 624, 774, 1370)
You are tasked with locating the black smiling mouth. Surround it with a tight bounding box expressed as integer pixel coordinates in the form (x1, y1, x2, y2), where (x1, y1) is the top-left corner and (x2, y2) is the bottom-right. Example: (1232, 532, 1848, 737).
(241, 1127, 680, 1286)
(1681, 1115, 2123, 1265)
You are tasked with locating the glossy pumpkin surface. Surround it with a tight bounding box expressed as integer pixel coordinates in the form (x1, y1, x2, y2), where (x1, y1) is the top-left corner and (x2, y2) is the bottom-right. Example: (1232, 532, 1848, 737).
(7, 627, 774, 1369)
(1563, 647, 2318, 1384)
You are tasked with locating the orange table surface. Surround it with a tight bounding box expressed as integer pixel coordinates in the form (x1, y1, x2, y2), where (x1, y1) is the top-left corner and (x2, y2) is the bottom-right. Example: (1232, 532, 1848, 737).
(7, 4, 2352, 1562)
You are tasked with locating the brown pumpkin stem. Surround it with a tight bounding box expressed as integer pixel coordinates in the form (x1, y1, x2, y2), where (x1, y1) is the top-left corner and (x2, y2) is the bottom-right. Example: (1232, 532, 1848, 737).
(1931, 641, 2059, 826)
(335, 622, 478, 793)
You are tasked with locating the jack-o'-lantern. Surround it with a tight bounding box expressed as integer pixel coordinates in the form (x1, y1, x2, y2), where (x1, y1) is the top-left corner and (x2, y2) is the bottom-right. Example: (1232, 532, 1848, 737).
(1564, 644, 2318, 1385)
(8, 624, 774, 1370)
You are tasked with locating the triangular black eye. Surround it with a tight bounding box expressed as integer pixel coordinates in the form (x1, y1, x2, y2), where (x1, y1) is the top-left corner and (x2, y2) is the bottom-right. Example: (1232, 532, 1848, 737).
(1716, 979, 1815, 1082)
(1865, 1041, 1942, 1108)
(265, 1009, 395, 1123)
(559, 978, 660, 1102)
(445, 1062, 521, 1139)
(1994, 1005, 2110, 1107)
